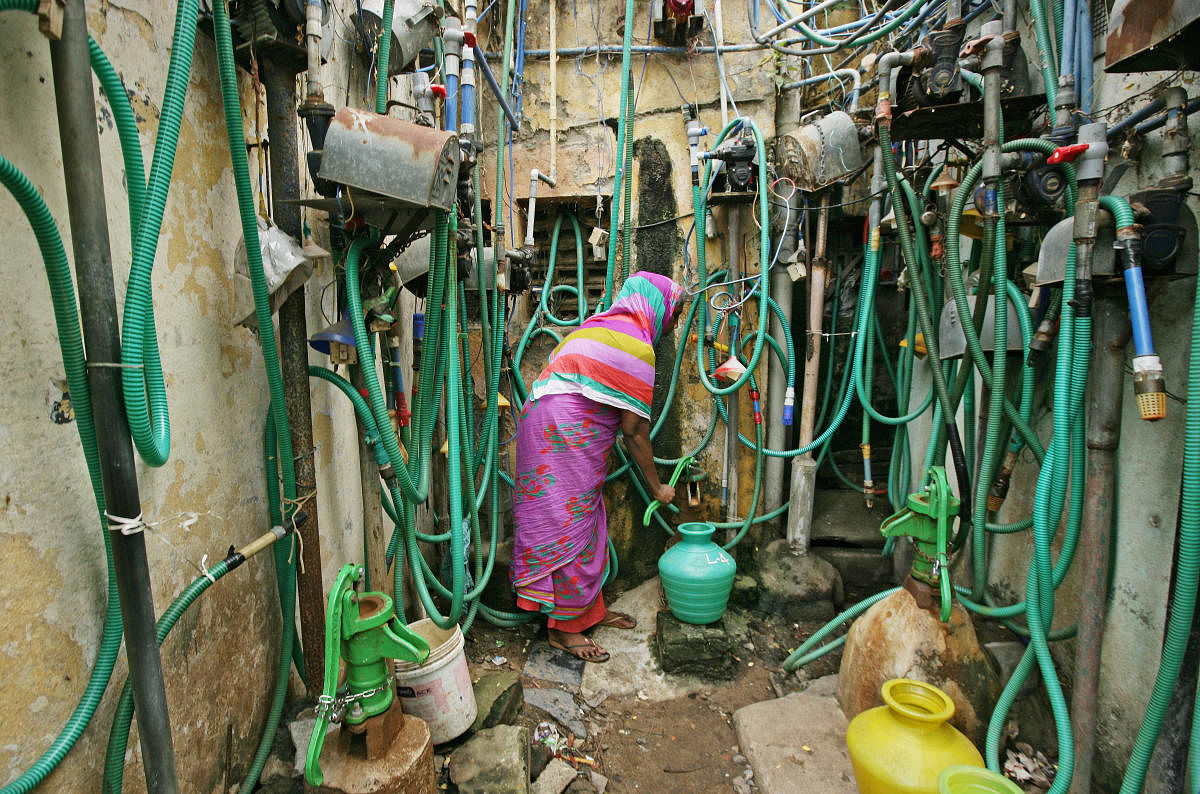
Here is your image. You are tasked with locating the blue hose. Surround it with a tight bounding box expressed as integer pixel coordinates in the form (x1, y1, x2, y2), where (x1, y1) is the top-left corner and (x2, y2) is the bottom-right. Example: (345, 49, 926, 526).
(1123, 266, 1155, 357)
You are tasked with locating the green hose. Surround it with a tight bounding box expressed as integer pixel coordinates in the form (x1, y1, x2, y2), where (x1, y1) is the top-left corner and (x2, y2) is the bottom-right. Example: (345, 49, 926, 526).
(783, 588, 901, 670)
(374, 0, 395, 113)
(602, 0, 638, 307)
(118, 0, 200, 468)
(102, 557, 235, 793)
(0, 150, 122, 794)
(541, 213, 588, 326)
(783, 0, 930, 48)
(1124, 229, 1200, 794)
(211, 3, 300, 790)
(971, 181, 1008, 601)
(1028, 0, 1060, 104)
(89, 39, 146, 239)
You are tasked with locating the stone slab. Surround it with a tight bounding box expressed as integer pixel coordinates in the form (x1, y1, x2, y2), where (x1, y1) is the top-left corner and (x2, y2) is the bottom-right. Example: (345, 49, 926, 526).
(732, 693, 857, 794)
(472, 671, 525, 733)
(580, 578, 709, 703)
(655, 611, 736, 679)
(525, 688, 587, 738)
(449, 724, 531, 794)
(524, 642, 586, 688)
(801, 673, 840, 699)
(532, 758, 580, 794)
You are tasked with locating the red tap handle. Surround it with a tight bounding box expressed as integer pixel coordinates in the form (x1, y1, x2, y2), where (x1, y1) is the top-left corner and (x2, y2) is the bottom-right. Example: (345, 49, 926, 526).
(430, 84, 448, 98)
(1048, 142, 1089, 164)
(463, 31, 477, 47)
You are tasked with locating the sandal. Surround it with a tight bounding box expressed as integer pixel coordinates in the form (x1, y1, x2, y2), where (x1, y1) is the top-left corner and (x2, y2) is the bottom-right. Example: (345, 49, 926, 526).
(597, 610, 637, 629)
(548, 636, 610, 663)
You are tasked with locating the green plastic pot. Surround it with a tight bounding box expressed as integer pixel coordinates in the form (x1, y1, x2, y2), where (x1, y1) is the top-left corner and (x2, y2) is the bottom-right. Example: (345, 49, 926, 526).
(658, 522, 737, 624)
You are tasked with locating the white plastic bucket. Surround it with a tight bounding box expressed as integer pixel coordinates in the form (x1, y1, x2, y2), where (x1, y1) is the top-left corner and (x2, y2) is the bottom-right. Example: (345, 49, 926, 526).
(393, 619, 477, 744)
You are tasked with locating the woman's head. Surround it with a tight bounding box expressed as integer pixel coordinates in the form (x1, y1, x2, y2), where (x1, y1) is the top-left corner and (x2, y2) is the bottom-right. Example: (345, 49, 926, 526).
(610, 272, 685, 343)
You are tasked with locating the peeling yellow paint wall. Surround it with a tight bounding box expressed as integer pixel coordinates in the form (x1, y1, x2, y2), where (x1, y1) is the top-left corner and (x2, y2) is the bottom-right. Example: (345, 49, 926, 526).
(0, 1, 374, 789)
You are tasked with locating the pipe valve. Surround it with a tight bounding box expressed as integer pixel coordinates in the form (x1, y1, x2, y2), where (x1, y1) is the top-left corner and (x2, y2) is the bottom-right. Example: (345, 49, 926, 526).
(1047, 142, 1089, 164)
(1133, 355, 1167, 421)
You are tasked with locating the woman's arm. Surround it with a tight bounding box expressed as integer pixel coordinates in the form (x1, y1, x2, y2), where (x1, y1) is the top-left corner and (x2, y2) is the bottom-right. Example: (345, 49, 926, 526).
(620, 410, 675, 505)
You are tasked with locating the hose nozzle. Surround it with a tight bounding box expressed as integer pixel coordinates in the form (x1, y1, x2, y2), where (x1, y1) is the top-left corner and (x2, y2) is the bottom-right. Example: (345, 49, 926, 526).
(1027, 315, 1057, 366)
(987, 448, 1018, 512)
(1133, 354, 1167, 421)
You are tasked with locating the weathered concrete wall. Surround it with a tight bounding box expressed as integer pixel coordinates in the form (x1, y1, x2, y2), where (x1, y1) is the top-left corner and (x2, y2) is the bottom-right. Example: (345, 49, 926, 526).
(0, 2, 378, 789)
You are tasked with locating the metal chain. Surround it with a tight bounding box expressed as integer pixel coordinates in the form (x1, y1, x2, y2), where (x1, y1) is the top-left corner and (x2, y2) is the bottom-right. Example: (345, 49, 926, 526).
(314, 684, 391, 724)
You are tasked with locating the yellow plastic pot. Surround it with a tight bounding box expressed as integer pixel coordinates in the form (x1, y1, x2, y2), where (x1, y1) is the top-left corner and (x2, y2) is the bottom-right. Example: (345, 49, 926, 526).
(938, 765, 1024, 793)
(846, 678, 984, 793)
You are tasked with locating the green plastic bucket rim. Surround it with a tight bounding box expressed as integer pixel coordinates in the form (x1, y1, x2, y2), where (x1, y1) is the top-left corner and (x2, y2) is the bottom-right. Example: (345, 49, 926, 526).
(881, 678, 955, 724)
(676, 521, 716, 540)
(937, 764, 1024, 794)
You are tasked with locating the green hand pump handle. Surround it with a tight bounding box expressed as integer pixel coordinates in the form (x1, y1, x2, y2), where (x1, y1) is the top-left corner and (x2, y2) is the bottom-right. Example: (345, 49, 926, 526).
(880, 466, 960, 622)
(305, 563, 431, 786)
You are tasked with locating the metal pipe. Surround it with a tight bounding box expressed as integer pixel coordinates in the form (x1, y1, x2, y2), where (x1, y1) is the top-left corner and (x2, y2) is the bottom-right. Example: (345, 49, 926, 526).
(548, 0, 557, 181)
(482, 42, 768, 58)
(777, 68, 861, 112)
(304, 0, 323, 100)
(1161, 87, 1190, 178)
(980, 21, 1005, 185)
(764, 126, 798, 521)
(875, 50, 916, 109)
(757, 0, 849, 41)
(1132, 95, 1200, 138)
(725, 205, 741, 532)
(1001, 0, 1015, 30)
(351, 363, 390, 598)
(49, 1, 180, 790)
(1105, 96, 1165, 140)
(524, 169, 556, 247)
(765, 264, 791, 518)
(472, 44, 520, 129)
(263, 53, 326, 690)
(1069, 294, 1126, 794)
(786, 195, 829, 554)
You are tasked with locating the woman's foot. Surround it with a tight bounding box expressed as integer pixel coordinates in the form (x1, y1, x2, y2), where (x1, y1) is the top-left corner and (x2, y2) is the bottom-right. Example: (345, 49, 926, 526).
(548, 629, 610, 662)
(597, 609, 637, 629)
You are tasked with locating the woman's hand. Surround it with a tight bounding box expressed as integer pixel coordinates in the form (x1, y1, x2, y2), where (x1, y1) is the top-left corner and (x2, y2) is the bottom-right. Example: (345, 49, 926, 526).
(621, 410, 673, 502)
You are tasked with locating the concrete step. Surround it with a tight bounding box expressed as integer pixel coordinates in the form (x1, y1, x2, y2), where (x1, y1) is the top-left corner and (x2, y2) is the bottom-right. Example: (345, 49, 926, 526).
(811, 546, 898, 602)
(733, 690, 857, 793)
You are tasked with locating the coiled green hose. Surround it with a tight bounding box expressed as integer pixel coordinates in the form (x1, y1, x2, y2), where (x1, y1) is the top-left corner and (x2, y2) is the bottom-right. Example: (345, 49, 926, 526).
(118, 0, 200, 467)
